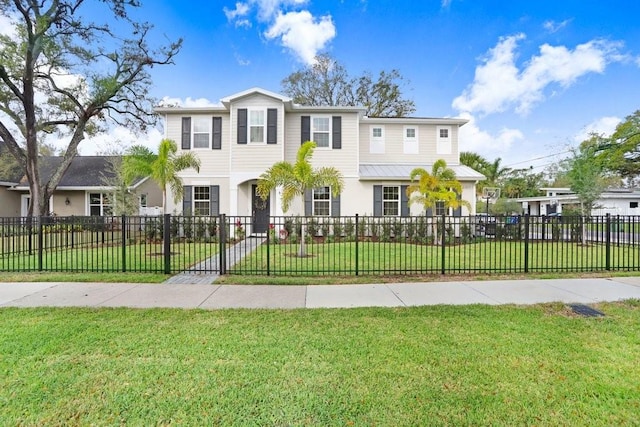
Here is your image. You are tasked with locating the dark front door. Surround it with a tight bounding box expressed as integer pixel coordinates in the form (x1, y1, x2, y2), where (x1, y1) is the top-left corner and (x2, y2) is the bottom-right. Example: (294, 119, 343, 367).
(252, 185, 270, 234)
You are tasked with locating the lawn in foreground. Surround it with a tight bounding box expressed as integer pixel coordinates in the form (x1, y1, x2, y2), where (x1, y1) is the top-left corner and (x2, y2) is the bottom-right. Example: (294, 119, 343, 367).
(1, 303, 639, 425)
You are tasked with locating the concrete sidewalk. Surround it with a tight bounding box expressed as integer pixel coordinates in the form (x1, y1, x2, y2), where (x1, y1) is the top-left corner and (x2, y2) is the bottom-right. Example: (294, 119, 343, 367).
(1, 276, 640, 309)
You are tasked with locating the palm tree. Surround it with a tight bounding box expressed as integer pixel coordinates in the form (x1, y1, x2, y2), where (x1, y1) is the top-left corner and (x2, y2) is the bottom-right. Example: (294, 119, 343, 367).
(122, 138, 201, 214)
(257, 141, 343, 256)
(406, 159, 469, 244)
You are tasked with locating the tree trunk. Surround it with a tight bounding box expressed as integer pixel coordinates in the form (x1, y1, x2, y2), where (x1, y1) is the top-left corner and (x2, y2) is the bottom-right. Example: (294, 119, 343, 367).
(298, 221, 307, 257)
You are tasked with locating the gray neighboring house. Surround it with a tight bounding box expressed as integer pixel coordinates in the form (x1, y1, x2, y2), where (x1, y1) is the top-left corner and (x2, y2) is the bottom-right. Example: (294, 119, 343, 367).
(2, 155, 162, 217)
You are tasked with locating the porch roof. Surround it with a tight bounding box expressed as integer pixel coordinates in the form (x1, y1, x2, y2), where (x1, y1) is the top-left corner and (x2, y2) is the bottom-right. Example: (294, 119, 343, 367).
(359, 164, 485, 181)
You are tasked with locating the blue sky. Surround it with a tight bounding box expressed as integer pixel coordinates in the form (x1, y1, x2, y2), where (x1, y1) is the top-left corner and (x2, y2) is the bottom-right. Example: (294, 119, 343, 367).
(5, 0, 640, 173)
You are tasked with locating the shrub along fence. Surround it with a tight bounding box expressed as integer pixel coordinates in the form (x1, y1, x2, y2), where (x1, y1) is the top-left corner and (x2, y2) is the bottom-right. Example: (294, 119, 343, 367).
(1, 214, 639, 276)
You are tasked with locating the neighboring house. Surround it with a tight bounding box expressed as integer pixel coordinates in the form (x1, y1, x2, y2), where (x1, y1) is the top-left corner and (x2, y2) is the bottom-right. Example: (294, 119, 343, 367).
(6, 156, 162, 217)
(517, 187, 640, 216)
(155, 87, 485, 233)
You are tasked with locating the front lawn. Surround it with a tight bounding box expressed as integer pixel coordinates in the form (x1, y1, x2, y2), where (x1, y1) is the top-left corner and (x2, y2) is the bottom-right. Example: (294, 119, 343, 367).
(1, 303, 639, 425)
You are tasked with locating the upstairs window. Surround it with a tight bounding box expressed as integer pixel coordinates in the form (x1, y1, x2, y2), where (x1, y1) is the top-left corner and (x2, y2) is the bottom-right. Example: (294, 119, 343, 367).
(193, 117, 210, 148)
(370, 125, 385, 154)
(437, 126, 452, 154)
(403, 126, 418, 154)
(249, 110, 265, 143)
(312, 117, 330, 147)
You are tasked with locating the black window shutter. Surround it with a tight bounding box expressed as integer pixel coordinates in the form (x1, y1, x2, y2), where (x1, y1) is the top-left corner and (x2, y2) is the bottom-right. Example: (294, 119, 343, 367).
(373, 185, 382, 217)
(301, 116, 310, 145)
(267, 109, 277, 144)
(237, 109, 247, 144)
(181, 117, 191, 150)
(331, 193, 341, 217)
(401, 185, 409, 217)
(182, 185, 192, 215)
(211, 185, 219, 215)
(426, 207, 433, 217)
(332, 116, 342, 149)
(304, 189, 312, 215)
(212, 117, 222, 150)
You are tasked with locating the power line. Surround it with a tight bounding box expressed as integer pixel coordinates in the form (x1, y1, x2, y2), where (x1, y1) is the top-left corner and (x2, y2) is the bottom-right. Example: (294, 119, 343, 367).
(504, 149, 571, 168)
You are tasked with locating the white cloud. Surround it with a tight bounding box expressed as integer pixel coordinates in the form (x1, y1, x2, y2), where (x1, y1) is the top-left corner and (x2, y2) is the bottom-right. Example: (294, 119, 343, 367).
(223, 1, 332, 64)
(452, 34, 623, 116)
(158, 96, 220, 108)
(573, 116, 621, 142)
(265, 10, 336, 65)
(457, 112, 524, 153)
(224, 2, 251, 20)
(441, 0, 452, 7)
(543, 19, 572, 33)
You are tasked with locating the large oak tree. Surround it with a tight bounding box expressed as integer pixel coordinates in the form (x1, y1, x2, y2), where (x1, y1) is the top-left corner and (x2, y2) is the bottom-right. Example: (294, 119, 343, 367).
(0, 0, 181, 216)
(281, 54, 415, 117)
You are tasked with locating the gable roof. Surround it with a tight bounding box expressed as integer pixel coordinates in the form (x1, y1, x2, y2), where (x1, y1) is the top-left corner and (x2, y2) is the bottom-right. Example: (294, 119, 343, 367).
(14, 156, 146, 190)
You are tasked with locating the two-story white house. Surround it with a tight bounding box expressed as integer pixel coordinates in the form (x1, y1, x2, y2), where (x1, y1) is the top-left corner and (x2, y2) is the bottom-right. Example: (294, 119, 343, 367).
(155, 88, 484, 233)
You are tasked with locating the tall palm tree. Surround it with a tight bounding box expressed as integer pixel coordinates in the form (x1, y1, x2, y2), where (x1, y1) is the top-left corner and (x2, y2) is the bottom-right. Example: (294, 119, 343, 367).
(257, 141, 343, 256)
(122, 138, 201, 214)
(407, 159, 469, 244)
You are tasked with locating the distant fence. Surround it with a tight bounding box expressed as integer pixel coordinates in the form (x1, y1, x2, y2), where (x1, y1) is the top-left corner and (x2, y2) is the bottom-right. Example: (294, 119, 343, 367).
(1, 214, 639, 276)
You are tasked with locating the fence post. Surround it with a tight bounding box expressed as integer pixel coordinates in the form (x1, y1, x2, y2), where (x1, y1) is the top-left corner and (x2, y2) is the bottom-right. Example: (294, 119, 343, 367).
(219, 214, 226, 275)
(605, 213, 611, 271)
(163, 214, 171, 274)
(440, 214, 446, 275)
(355, 214, 359, 276)
(121, 214, 127, 273)
(37, 216, 43, 271)
(524, 214, 529, 273)
(266, 217, 270, 276)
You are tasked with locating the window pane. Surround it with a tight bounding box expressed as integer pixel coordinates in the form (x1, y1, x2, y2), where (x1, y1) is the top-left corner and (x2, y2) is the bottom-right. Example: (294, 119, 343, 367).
(313, 133, 329, 147)
(193, 118, 209, 133)
(436, 201, 446, 216)
(439, 129, 449, 138)
(383, 201, 398, 216)
(250, 127, 264, 143)
(373, 128, 382, 138)
(383, 187, 399, 200)
(194, 187, 210, 201)
(194, 202, 209, 216)
(90, 206, 101, 216)
(314, 187, 330, 200)
(193, 133, 209, 148)
(314, 201, 330, 216)
(312, 117, 329, 131)
(90, 193, 101, 204)
(250, 110, 264, 125)
(406, 128, 415, 138)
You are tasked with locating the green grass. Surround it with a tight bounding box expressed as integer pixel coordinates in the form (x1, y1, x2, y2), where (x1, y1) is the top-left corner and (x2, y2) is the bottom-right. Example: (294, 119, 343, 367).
(0, 241, 218, 273)
(0, 271, 168, 283)
(1, 303, 639, 425)
(233, 240, 640, 275)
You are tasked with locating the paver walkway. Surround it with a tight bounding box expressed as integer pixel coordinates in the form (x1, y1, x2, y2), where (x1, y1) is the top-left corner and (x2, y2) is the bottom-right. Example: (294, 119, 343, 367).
(163, 236, 265, 284)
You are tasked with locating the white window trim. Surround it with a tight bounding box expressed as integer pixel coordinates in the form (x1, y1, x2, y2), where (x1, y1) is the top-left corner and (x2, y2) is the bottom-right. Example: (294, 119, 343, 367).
(312, 186, 332, 216)
(310, 115, 332, 149)
(192, 116, 211, 149)
(382, 185, 400, 217)
(403, 125, 419, 154)
(436, 125, 452, 155)
(193, 186, 211, 216)
(370, 125, 385, 154)
(249, 109, 267, 144)
(87, 192, 112, 216)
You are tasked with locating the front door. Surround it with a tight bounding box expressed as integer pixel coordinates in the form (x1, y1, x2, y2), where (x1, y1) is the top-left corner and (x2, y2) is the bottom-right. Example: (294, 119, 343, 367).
(252, 185, 270, 234)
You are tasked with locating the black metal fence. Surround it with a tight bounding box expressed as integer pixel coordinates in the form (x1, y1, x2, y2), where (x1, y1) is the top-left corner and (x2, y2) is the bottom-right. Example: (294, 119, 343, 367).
(1, 214, 640, 276)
